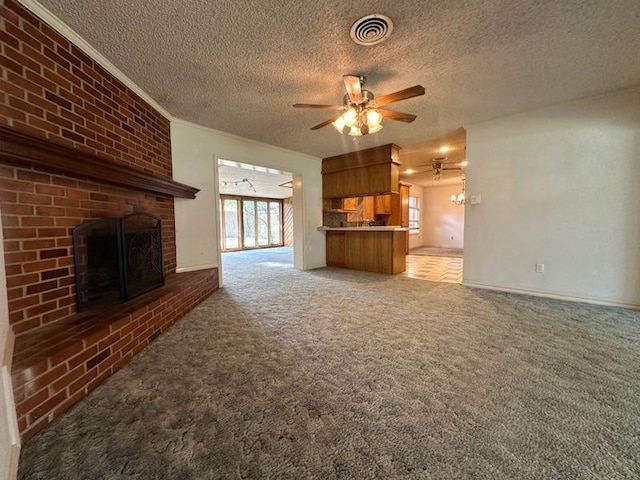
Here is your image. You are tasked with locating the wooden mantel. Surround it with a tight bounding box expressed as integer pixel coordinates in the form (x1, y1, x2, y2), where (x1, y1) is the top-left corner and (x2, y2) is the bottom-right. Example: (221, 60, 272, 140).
(0, 125, 199, 199)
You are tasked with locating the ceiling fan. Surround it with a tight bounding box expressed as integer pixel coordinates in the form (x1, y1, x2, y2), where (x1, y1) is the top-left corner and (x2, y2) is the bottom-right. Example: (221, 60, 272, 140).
(405, 157, 464, 180)
(430, 157, 465, 180)
(293, 75, 425, 136)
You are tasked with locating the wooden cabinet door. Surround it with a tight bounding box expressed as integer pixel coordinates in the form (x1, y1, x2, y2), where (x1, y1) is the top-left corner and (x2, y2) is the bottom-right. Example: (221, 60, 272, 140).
(342, 197, 358, 211)
(388, 185, 410, 226)
(374, 194, 391, 214)
(326, 231, 346, 267)
(361, 196, 375, 220)
(399, 184, 410, 227)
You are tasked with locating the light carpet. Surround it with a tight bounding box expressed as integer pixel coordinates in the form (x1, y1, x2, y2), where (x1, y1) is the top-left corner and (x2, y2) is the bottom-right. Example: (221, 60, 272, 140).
(18, 247, 640, 479)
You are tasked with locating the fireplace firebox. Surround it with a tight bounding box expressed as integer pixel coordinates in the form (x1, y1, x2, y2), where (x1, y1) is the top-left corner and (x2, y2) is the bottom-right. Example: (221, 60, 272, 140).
(73, 213, 164, 311)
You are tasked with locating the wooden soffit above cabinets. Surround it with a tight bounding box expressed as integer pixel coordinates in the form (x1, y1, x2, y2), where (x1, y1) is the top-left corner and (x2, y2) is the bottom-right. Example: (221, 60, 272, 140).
(322, 144, 400, 174)
(321, 144, 401, 198)
(0, 126, 199, 199)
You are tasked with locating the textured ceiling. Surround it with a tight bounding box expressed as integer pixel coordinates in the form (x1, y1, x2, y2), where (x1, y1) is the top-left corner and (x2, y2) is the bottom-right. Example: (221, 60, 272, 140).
(37, 0, 640, 161)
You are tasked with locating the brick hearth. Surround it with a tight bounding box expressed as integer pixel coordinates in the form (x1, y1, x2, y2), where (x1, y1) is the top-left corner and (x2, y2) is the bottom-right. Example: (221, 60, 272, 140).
(11, 269, 217, 442)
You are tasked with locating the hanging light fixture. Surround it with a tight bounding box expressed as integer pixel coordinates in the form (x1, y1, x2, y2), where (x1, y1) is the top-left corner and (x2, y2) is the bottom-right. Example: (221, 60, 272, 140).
(221, 178, 256, 193)
(333, 103, 384, 137)
(450, 176, 466, 205)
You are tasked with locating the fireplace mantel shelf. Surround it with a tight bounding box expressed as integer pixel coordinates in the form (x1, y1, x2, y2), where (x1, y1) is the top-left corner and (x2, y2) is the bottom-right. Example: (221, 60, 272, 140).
(0, 126, 199, 199)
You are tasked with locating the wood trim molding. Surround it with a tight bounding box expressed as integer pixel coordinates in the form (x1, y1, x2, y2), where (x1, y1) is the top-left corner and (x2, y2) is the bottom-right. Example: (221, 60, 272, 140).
(0, 126, 199, 199)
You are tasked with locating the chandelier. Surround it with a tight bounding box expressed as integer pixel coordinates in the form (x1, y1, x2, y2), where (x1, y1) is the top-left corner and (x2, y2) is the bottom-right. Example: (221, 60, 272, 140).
(450, 176, 466, 205)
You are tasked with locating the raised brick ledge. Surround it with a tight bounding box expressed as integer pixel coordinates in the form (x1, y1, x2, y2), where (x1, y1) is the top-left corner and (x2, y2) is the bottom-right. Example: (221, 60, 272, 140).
(11, 268, 219, 442)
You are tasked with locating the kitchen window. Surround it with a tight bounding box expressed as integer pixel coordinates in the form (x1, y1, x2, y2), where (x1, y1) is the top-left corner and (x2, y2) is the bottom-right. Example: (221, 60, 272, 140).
(409, 196, 420, 235)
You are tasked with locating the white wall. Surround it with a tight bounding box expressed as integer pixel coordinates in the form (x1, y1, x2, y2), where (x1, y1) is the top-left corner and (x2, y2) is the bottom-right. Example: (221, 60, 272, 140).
(423, 183, 465, 248)
(171, 120, 324, 276)
(0, 210, 20, 480)
(464, 87, 640, 308)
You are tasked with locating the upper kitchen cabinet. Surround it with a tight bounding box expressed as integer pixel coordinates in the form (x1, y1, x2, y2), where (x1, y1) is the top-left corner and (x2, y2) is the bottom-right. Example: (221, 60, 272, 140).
(323, 197, 359, 212)
(374, 194, 392, 214)
(388, 183, 410, 227)
(322, 144, 401, 198)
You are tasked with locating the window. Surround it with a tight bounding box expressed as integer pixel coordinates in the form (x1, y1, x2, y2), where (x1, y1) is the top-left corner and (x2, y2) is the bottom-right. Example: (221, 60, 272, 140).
(220, 195, 284, 251)
(409, 196, 420, 235)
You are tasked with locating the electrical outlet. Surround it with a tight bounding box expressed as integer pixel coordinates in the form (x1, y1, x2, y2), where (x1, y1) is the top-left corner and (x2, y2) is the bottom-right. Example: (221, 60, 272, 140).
(535, 263, 544, 273)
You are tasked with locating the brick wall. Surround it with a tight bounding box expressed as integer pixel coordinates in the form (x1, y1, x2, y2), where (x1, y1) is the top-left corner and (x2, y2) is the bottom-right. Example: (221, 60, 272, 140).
(1, 165, 176, 334)
(0, 0, 172, 177)
(0, 0, 177, 335)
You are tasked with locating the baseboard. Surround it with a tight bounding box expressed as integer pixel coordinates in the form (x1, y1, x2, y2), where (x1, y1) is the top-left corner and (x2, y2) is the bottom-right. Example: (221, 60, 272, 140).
(305, 263, 327, 270)
(1, 365, 20, 480)
(2, 327, 14, 371)
(462, 281, 640, 311)
(175, 263, 218, 274)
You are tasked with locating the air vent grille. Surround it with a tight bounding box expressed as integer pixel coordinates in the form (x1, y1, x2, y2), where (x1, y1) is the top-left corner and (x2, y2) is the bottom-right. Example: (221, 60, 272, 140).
(350, 14, 393, 46)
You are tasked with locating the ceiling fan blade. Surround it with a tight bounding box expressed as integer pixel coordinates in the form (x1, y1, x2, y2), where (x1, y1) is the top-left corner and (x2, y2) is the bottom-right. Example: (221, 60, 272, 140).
(311, 114, 342, 130)
(293, 103, 344, 110)
(343, 75, 363, 104)
(378, 108, 417, 123)
(374, 85, 425, 107)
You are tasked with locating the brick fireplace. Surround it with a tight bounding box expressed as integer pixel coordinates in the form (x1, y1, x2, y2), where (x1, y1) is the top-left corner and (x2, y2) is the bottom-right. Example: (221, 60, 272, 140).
(0, 0, 218, 441)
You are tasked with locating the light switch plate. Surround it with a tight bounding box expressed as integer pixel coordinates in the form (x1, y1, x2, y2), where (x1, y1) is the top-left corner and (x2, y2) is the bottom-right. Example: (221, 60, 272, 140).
(470, 195, 481, 204)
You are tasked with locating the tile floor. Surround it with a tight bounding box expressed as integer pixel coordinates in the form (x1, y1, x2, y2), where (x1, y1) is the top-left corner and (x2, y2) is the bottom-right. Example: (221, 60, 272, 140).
(403, 255, 463, 283)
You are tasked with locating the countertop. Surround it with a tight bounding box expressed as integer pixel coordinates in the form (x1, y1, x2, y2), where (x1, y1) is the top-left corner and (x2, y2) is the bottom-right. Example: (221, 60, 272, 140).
(317, 226, 408, 232)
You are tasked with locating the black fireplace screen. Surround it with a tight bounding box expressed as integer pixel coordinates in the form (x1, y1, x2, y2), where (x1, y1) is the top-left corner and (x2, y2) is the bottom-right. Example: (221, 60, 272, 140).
(73, 213, 164, 311)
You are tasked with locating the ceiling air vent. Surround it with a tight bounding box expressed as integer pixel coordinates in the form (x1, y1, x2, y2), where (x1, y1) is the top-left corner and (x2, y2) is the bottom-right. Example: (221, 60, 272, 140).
(350, 14, 393, 46)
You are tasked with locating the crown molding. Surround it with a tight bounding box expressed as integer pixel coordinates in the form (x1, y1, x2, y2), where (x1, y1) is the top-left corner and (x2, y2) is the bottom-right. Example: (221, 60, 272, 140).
(171, 118, 321, 162)
(16, 0, 172, 120)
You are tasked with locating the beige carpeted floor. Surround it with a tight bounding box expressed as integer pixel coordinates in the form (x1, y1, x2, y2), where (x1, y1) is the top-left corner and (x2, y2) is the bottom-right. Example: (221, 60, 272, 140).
(17, 247, 640, 479)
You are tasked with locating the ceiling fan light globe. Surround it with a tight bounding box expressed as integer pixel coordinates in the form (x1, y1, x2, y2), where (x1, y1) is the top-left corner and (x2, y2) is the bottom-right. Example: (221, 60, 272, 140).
(366, 109, 383, 127)
(348, 126, 363, 136)
(368, 123, 383, 134)
(344, 108, 358, 127)
(332, 115, 346, 133)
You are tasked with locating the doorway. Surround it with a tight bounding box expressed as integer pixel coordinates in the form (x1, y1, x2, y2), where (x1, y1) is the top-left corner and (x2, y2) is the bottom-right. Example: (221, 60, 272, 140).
(398, 129, 467, 284)
(217, 159, 294, 280)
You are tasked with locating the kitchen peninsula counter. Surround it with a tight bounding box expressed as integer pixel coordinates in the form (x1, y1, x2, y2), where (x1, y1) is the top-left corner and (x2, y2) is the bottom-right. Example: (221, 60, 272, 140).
(318, 226, 408, 232)
(319, 226, 407, 274)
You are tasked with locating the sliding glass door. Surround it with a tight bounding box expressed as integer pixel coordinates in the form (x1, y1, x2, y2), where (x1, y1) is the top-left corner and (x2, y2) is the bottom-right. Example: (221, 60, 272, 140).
(221, 197, 241, 250)
(220, 195, 284, 252)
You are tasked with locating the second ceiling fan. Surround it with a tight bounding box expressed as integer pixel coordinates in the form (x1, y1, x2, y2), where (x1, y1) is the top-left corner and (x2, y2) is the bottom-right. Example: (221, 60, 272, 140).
(294, 75, 425, 136)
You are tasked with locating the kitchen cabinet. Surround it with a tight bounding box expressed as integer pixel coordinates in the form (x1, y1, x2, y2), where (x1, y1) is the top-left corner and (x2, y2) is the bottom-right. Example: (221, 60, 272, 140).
(325, 229, 406, 274)
(374, 194, 392, 214)
(346, 196, 374, 223)
(325, 231, 346, 267)
(343, 197, 358, 211)
(388, 183, 410, 227)
(322, 144, 400, 198)
(323, 197, 358, 212)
